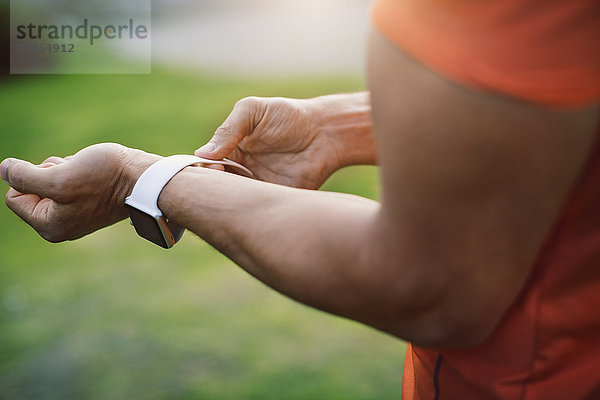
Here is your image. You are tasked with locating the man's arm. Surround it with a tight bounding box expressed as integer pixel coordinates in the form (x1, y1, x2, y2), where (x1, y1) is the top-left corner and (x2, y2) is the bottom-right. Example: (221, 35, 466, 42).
(147, 30, 599, 346)
(121, 26, 598, 347)
(3, 29, 598, 348)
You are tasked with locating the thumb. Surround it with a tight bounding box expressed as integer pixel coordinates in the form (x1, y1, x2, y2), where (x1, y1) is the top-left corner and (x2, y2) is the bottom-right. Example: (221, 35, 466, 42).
(195, 97, 263, 159)
(1, 158, 57, 198)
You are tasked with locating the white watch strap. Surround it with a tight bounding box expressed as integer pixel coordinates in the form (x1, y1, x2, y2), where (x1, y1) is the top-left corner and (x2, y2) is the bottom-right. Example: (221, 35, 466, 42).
(126, 154, 252, 216)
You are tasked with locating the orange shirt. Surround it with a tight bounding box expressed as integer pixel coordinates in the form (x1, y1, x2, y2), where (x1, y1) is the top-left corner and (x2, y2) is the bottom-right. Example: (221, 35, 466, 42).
(371, 0, 600, 398)
(372, 0, 600, 108)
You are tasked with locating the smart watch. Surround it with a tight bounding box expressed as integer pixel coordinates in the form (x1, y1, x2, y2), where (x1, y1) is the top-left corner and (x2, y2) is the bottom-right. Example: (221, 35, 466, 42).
(124, 154, 252, 249)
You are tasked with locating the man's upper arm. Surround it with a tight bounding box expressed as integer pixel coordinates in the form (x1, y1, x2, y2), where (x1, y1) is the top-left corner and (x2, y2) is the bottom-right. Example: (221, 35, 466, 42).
(367, 29, 599, 346)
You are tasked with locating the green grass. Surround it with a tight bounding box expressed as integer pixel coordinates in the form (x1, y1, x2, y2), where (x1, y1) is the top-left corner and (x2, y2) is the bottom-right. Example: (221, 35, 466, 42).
(0, 69, 405, 399)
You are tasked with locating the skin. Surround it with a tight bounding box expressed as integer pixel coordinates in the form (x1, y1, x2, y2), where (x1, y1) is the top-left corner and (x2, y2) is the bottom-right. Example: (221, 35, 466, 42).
(2, 28, 598, 347)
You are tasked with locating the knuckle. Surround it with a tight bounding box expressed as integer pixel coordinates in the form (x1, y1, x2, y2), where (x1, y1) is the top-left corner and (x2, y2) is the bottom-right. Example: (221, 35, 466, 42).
(269, 97, 287, 107)
(235, 96, 265, 114)
(237, 96, 267, 125)
(235, 96, 257, 108)
(42, 156, 59, 164)
(215, 120, 233, 137)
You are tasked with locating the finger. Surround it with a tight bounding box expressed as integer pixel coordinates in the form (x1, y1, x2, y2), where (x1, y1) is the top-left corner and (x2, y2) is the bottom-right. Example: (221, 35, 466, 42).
(38, 163, 57, 169)
(5, 189, 63, 242)
(5, 188, 49, 231)
(205, 164, 225, 172)
(41, 156, 66, 165)
(195, 97, 264, 160)
(1, 158, 59, 198)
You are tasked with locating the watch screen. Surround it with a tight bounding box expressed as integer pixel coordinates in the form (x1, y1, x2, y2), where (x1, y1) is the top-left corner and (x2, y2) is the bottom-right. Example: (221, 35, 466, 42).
(125, 204, 168, 248)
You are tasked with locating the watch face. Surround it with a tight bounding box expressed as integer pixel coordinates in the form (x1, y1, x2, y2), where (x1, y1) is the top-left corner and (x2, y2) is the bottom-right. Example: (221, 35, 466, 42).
(125, 204, 169, 248)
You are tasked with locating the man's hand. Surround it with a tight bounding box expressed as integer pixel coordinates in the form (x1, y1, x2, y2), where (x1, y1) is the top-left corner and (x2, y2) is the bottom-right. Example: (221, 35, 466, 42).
(1, 143, 158, 242)
(195, 94, 376, 190)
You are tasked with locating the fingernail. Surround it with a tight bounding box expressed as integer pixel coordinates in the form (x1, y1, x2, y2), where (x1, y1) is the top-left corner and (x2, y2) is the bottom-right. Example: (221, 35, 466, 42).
(196, 142, 216, 154)
(0, 159, 11, 185)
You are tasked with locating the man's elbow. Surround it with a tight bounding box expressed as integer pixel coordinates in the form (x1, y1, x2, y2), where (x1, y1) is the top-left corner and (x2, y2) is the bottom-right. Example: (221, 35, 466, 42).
(361, 228, 521, 348)
(379, 301, 502, 348)
(369, 266, 507, 348)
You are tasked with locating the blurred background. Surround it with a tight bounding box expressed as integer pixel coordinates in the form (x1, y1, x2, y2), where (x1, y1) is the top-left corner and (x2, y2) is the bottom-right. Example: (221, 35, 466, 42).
(0, 0, 407, 398)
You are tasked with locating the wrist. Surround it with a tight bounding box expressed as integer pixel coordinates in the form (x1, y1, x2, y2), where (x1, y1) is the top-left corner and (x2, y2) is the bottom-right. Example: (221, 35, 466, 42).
(118, 148, 163, 204)
(307, 92, 377, 168)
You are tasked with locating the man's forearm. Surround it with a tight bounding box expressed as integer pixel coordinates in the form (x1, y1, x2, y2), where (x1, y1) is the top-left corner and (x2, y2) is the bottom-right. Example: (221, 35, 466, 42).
(157, 164, 383, 319)
(120, 151, 428, 339)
